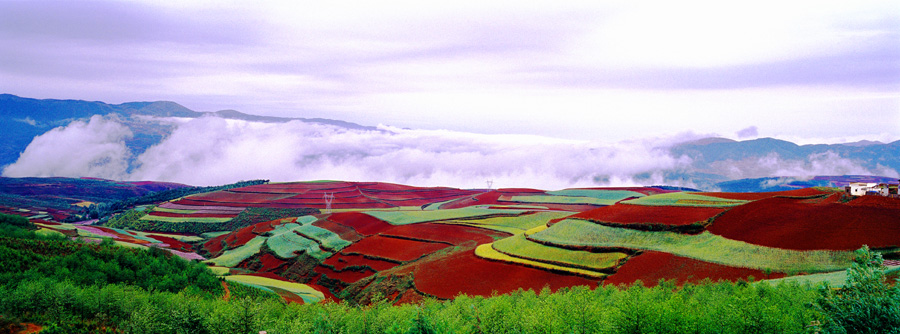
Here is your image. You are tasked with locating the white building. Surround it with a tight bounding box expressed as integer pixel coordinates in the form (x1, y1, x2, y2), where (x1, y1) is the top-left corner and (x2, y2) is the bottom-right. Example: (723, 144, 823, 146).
(848, 182, 878, 196)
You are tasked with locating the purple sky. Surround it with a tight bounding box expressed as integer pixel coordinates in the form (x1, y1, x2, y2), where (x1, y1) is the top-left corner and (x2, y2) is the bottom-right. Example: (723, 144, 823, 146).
(1, 0, 898, 143)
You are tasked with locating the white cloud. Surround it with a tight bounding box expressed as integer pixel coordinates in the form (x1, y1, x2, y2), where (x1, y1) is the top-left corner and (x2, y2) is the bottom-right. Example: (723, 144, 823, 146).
(2, 115, 132, 179)
(4, 116, 897, 189)
(124, 117, 693, 188)
(710, 151, 900, 180)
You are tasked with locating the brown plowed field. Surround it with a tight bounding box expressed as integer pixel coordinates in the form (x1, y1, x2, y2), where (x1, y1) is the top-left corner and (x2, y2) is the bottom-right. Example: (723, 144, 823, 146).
(568, 204, 726, 227)
(413, 248, 598, 299)
(380, 223, 510, 245)
(605, 251, 785, 286)
(707, 196, 900, 250)
(340, 235, 449, 262)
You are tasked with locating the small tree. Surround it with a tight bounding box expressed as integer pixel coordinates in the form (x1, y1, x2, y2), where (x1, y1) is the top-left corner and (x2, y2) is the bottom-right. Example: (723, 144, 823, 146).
(816, 245, 900, 333)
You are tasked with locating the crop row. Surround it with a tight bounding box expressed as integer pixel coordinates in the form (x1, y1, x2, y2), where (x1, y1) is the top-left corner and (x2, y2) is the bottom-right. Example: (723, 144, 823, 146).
(622, 192, 747, 207)
(474, 243, 607, 278)
(528, 218, 853, 273)
(490, 233, 626, 273)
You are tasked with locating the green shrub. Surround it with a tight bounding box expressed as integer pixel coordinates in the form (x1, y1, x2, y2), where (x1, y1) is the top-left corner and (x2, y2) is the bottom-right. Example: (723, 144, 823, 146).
(816, 246, 900, 333)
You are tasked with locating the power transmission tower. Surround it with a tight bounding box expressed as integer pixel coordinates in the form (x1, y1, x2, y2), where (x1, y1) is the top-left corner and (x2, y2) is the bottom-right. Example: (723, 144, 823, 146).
(486, 180, 493, 192)
(323, 192, 334, 214)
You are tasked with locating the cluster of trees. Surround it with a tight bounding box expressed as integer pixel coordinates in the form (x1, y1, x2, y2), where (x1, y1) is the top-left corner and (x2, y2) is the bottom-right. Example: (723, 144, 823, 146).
(2, 213, 899, 333)
(105, 207, 319, 235)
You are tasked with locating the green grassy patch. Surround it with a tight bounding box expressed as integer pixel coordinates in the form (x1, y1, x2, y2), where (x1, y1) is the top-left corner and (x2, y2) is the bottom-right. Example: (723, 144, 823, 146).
(547, 189, 645, 200)
(621, 192, 747, 207)
(206, 235, 267, 267)
(266, 223, 332, 260)
(446, 211, 572, 234)
(528, 219, 852, 273)
(364, 207, 528, 225)
(492, 233, 626, 272)
(140, 215, 233, 223)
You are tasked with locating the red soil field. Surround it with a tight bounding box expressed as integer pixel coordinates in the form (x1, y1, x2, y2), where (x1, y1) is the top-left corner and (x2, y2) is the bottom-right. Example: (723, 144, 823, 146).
(358, 182, 425, 191)
(158, 202, 246, 211)
(315, 265, 376, 284)
(439, 191, 505, 209)
(699, 187, 829, 201)
(240, 271, 340, 302)
(439, 188, 593, 210)
(203, 233, 228, 255)
(393, 289, 426, 305)
(221, 224, 261, 249)
(257, 253, 287, 271)
(272, 191, 396, 209)
(412, 249, 599, 299)
(707, 196, 900, 250)
(380, 223, 510, 245)
(604, 251, 786, 286)
(32, 219, 60, 225)
(326, 212, 394, 236)
(250, 220, 280, 234)
(170, 199, 252, 208)
(322, 254, 399, 271)
(568, 204, 726, 227)
(845, 195, 900, 209)
(244, 271, 289, 280)
(341, 235, 449, 262)
(146, 235, 194, 251)
(284, 189, 365, 199)
(358, 188, 478, 207)
(146, 211, 237, 219)
(312, 219, 364, 242)
(92, 226, 152, 244)
(272, 287, 306, 304)
(187, 190, 295, 203)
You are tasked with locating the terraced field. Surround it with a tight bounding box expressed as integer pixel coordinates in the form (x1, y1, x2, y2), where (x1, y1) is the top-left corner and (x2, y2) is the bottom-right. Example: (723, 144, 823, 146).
(8, 178, 898, 306)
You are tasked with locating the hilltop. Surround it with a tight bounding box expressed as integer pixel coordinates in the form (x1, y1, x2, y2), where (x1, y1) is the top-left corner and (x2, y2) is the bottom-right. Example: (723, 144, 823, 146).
(2, 176, 898, 306)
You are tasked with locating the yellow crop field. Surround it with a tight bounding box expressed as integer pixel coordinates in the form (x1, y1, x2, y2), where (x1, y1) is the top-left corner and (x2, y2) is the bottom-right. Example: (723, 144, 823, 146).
(475, 243, 606, 278)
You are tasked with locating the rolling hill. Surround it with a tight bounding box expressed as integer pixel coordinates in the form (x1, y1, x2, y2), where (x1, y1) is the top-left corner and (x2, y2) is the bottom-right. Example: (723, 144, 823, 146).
(3, 176, 898, 305)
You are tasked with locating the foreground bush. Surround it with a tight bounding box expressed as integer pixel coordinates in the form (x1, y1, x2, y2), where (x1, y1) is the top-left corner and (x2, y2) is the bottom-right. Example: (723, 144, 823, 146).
(816, 246, 900, 333)
(1, 219, 897, 334)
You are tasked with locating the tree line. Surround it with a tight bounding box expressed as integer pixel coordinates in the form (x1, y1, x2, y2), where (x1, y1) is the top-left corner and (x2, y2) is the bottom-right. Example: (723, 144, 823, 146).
(1, 213, 898, 333)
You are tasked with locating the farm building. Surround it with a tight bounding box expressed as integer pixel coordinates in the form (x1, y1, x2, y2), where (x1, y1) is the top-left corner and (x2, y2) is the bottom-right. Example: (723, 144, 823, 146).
(846, 181, 898, 197)
(847, 183, 878, 196)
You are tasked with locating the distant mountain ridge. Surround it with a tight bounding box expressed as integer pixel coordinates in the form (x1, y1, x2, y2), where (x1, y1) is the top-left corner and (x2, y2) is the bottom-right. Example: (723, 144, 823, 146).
(671, 136, 900, 189)
(1, 94, 898, 190)
(0, 94, 376, 168)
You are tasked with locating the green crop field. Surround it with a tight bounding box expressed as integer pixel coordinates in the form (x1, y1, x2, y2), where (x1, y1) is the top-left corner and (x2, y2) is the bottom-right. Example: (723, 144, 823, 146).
(140, 215, 233, 223)
(225, 274, 325, 303)
(207, 235, 267, 267)
(445, 211, 571, 234)
(295, 224, 351, 251)
(492, 233, 627, 272)
(364, 207, 528, 225)
(152, 207, 197, 214)
(759, 265, 900, 288)
(266, 223, 332, 260)
(475, 244, 606, 278)
(528, 219, 853, 273)
(621, 192, 748, 207)
(547, 189, 646, 200)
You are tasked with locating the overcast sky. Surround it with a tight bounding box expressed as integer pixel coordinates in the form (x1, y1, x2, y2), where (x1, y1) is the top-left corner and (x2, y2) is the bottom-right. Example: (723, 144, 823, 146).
(1, 0, 898, 143)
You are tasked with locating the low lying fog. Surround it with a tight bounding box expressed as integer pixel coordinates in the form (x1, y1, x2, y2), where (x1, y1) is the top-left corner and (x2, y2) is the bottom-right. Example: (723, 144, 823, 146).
(3, 115, 894, 189)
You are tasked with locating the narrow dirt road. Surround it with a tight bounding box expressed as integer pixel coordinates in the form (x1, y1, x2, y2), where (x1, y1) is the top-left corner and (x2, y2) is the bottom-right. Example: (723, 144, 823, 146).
(222, 280, 231, 301)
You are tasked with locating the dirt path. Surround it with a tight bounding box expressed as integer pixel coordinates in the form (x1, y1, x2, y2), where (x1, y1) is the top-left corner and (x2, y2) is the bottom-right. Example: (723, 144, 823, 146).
(221, 280, 231, 301)
(16, 323, 42, 334)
